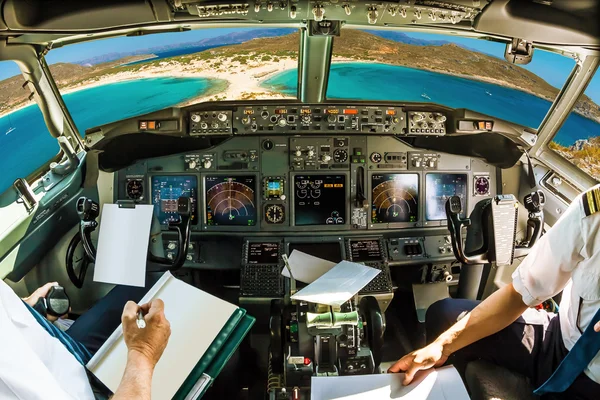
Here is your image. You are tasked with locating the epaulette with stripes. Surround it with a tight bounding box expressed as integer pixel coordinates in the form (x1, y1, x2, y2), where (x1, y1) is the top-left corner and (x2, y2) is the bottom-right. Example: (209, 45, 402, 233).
(582, 186, 600, 217)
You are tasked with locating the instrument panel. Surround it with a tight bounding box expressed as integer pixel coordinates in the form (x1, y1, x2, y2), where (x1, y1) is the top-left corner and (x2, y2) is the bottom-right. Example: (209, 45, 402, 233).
(116, 103, 497, 237)
(187, 104, 447, 137)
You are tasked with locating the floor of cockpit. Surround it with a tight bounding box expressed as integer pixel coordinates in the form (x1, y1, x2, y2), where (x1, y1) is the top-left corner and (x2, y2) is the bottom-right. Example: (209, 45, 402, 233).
(170, 268, 423, 399)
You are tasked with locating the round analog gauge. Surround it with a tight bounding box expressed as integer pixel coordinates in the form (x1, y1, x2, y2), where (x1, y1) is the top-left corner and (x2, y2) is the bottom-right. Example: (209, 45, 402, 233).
(370, 152, 382, 163)
(333, 149, 348, 163)
(474, 176, 491, 196)
(126, 179, 144, 200)
(265, 204, 285, 224)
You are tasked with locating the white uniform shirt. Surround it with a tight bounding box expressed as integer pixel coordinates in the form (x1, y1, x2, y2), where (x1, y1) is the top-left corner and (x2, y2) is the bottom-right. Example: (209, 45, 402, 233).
(512, 184, 600, 384)
(0, 279, 94, 399)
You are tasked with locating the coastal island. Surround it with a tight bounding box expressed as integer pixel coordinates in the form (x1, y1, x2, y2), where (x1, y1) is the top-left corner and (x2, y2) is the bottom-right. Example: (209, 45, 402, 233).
(0, 29, 598, 179)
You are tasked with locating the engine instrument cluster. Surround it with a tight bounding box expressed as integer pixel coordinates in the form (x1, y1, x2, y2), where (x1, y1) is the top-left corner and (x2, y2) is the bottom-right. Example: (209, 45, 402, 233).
(294, 175, 346, 226)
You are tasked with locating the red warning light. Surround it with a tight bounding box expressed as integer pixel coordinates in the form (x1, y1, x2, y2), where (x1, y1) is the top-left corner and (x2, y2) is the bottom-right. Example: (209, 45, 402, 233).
(304, 357, 311, 365)
(343, 109, 358, 115)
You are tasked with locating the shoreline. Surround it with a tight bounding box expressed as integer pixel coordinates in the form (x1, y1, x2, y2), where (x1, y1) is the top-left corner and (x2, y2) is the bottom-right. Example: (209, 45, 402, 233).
(1, 57, 599, 130)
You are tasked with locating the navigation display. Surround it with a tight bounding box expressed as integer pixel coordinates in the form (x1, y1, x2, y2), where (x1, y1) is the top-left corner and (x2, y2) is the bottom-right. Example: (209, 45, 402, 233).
(247, 242, 280, 265)
(294, 175, 346, 226)
(426, 173, 468, 221)
(151, 175, 198, 225)
(371, 174, 419, 223)
(349, 240, 383, 262)
(205, 176, 257, 226)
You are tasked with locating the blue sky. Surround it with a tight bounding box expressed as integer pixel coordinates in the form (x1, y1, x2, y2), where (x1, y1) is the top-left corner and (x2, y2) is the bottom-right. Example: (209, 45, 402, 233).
(0, 28, 598, 103)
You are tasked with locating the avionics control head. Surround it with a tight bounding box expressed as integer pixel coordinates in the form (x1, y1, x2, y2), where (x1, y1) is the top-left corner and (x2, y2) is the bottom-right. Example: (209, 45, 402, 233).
(76, 197, 100, 221)
(524, 190, 546, 213)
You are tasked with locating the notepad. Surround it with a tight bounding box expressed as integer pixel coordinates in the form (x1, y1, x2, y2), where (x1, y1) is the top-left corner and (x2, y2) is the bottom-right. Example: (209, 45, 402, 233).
(93, 203, 154, 287)
(311, 366, 469, 400)
(290, 261, 381, 306)
(87, 272, 254, 400)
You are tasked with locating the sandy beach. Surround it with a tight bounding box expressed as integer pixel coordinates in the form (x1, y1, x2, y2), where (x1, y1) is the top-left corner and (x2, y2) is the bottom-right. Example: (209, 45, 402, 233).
(1, 54, 598, 125)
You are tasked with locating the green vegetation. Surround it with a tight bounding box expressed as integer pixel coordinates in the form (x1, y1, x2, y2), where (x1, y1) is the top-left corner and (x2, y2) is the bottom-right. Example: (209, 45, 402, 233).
(549, 138, 600, 181)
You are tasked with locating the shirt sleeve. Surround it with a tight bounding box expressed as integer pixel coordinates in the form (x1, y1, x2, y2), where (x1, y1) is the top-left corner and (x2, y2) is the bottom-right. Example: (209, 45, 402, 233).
(512, 195, 586, 306)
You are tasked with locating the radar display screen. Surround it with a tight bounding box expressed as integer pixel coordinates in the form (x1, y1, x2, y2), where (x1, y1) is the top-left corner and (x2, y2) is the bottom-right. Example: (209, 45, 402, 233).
(151, 175, 198, 225)
(371, 174, 419, 223)
(349, 240, 383, 262)
(205, 176, 257, 226)
(426, 173, 468, 221)
(247, 242, 280, 265)
(294, 175, 346, 226)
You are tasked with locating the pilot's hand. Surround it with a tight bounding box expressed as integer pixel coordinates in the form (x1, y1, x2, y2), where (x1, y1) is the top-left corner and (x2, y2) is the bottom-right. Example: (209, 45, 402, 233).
(23, 281, 66, 322)
(595, 320, 600, 333)
(122, 299, 171, 369)
(388, 342, 449, 385)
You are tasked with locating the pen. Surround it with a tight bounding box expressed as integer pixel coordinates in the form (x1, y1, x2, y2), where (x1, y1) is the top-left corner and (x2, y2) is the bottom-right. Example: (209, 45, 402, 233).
(136, 309, 146, 329)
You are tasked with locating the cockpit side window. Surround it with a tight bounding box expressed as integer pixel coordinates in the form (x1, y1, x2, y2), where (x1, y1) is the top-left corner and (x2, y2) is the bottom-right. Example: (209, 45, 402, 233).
(549, 70, 600, 182)
(0, 61, 60, 194)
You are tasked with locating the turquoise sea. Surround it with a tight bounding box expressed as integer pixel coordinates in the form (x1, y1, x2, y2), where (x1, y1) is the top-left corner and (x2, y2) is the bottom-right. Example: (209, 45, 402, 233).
(0, 77, 221, 193)
(263, 63, 600, 146)
(0, 63, 598, 193)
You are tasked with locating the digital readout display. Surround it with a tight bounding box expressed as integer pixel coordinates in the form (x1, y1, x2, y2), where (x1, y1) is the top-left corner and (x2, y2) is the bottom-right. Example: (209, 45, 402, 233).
(349, 240, 383, 262)
(247, 242, 280, 265)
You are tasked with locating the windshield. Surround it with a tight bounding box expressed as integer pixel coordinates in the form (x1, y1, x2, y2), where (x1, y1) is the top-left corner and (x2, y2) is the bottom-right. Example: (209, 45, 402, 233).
(45, 28, 298, 135)
(265, 29, 581, 131)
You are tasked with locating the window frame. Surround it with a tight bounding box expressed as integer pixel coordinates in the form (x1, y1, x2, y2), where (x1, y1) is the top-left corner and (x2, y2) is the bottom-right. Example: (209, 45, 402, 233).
(532, 53, 600, 191)
(0, 60, 67, 196)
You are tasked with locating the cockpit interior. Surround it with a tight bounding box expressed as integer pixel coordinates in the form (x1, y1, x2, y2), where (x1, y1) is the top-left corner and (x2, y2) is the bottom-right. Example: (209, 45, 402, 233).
(0, 1, 599, 399)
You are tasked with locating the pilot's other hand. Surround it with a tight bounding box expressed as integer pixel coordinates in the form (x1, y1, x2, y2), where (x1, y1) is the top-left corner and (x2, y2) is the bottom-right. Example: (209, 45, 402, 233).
(122, 299, 171, 369)
(23, 281, 66, 322)
(387, 342, 449, 385)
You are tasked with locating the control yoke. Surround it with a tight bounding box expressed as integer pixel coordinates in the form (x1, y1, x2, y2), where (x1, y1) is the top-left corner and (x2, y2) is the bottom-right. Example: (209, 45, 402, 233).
(445, 196, 490, 265)
(66, 197, 193, 288)
(445, 190, 545, 265)
(147, 196, 193, 271)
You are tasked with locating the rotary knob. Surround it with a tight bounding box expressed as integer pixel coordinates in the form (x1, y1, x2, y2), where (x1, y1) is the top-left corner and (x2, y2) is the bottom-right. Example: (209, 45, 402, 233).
(412, 113, 424, 122)
(321, 154, 332, 162)
(435, 114, 447, 123)
(203, 159, 212, 169)
(278, 118, 287, 127)
(308, 150, 315, 157)
(327, 114, 337, 123)
(217, 112, 227, 122)
(188, 160, 197, 169)
(191, 114, 201, 123)
(167, 242, 177, 250)
(295, 150, 302, 157)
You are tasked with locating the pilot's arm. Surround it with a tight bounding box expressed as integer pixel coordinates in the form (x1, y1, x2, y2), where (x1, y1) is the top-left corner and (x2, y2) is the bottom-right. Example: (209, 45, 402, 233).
(112, 299, 171, 400)
(389, 192, 598, 384)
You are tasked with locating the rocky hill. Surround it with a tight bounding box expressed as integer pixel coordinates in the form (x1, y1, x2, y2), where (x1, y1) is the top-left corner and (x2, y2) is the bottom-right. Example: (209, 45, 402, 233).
(0, 55, 154, 114)
(1, 30, 599, 124)
(549, 137, 600, 181)
(206, 30, 599, 122)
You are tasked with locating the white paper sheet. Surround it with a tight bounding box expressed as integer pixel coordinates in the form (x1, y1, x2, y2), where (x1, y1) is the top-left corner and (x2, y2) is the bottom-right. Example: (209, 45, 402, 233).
(290, 261, 380, 306)
(88, 272, 239, 400)
(311, 366, 469, 400)
(281, 250, 337, 283)
(93, 203, 154, 287)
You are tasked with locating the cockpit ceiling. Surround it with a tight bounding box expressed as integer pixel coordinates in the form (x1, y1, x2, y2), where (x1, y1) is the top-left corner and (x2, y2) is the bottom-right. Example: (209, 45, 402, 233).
(0, 0, 598, 48)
